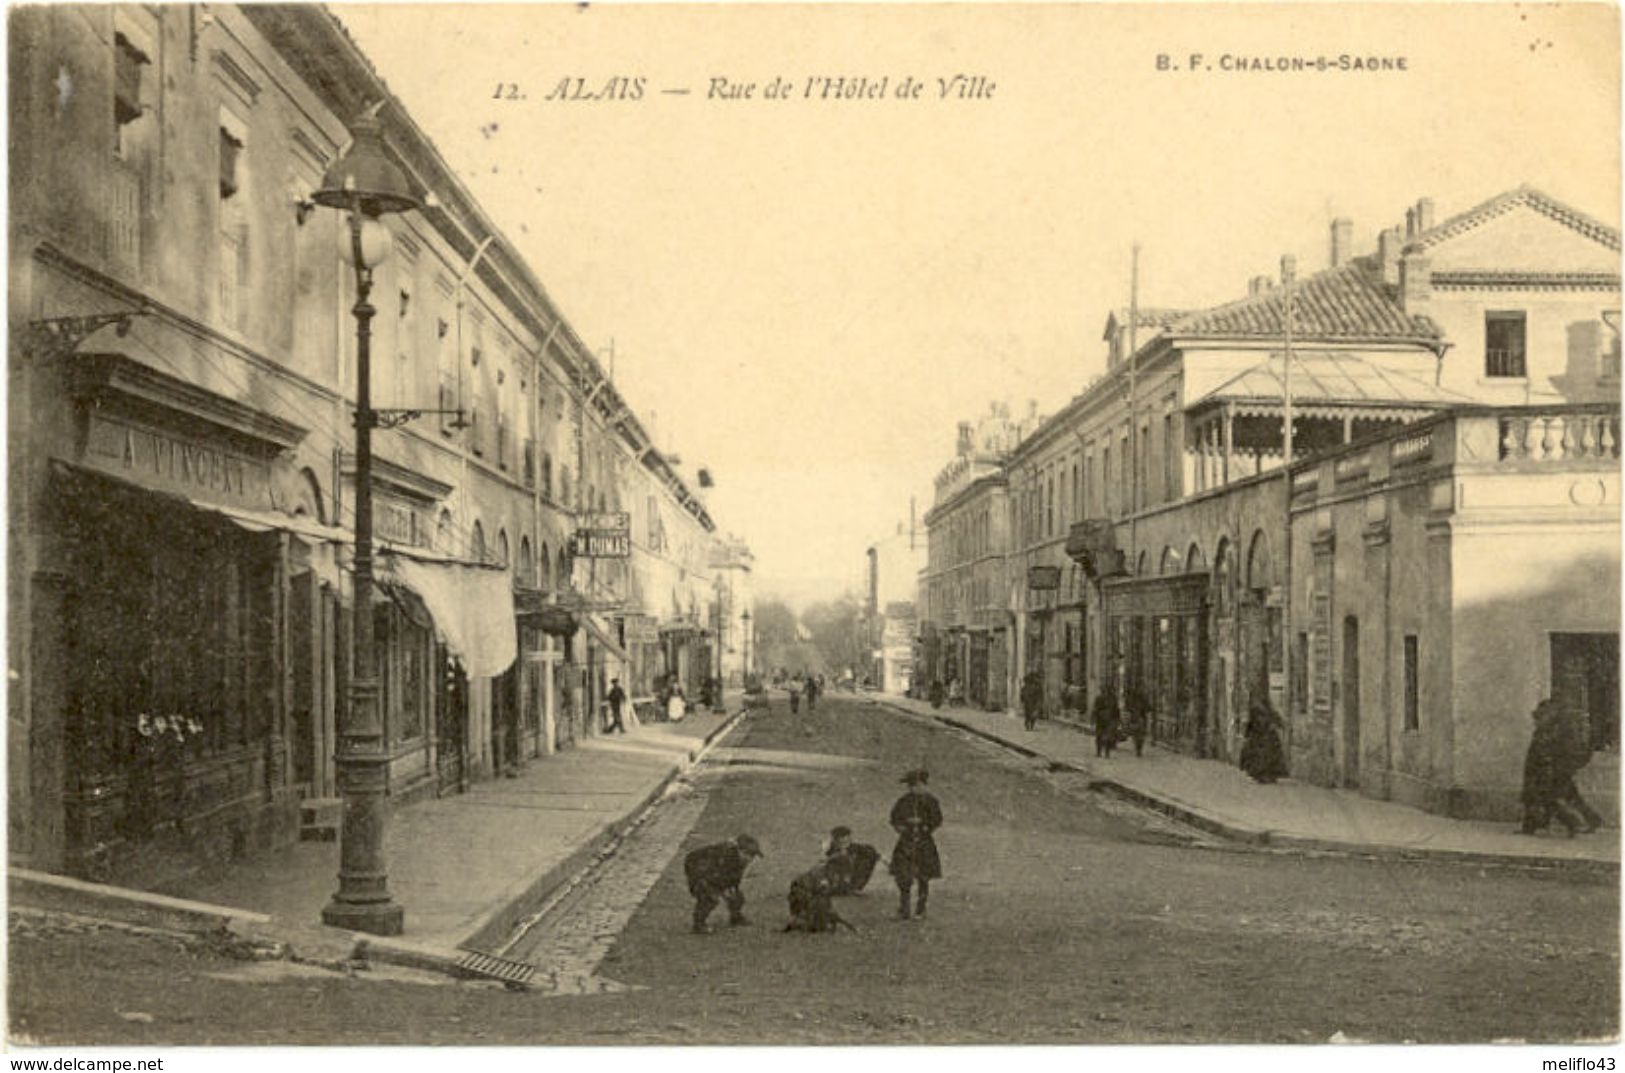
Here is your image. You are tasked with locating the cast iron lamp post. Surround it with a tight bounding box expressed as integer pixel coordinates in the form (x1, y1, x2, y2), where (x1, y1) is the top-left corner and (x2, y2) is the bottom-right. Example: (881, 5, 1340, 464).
(314, 112, 421, 936)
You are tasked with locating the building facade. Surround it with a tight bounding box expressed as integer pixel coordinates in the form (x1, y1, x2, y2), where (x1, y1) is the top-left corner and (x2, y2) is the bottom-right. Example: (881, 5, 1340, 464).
(919, 187, 1620, 820)
(7, 4, 747, 886)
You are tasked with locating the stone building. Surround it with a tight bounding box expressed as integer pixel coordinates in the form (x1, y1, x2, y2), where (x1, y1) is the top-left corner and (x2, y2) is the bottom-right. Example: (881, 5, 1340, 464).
(920, 186, 1620, 820)
(6, 4, 746, 885)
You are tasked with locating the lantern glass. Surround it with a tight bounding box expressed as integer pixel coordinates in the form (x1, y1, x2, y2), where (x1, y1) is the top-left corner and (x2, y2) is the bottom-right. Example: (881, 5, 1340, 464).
(340, 217, 394, 269)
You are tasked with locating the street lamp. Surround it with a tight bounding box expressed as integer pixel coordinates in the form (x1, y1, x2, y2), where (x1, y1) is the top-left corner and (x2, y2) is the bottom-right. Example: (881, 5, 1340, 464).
(315, 111, 421, 936)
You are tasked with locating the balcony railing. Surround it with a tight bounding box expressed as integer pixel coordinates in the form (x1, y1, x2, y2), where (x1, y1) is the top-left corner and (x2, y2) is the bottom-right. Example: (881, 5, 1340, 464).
(1499, 411, 1620, 463)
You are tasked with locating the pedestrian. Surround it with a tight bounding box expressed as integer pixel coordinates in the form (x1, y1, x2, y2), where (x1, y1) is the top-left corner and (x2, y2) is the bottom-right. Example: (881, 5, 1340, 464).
(783, 863, 855, 934)
(889, 768, 942, 920)
(683, 833, 763, 933)
(805, 675, 819, 713)
(1020, 671, 1044, 732)
(789, 681, 801, 714)
(606, 677, 627, 734)
(1123, 684, 1150, 757)
(824, 825, 881, 894)
(667, 682, 687, 723)
(1091, 684, 1121, 758)
(1520, 699, 1589, 836)
(1239, 698, 1288, 784)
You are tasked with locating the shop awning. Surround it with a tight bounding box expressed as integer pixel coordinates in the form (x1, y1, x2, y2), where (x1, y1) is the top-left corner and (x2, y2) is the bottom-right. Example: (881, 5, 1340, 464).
(1186, 352, 1473, 422)
(383, 554, 517, 679)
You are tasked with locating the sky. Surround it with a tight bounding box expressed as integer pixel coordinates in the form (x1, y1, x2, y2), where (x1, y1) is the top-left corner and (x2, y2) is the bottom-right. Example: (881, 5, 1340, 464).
(335, 2, 1620, 606)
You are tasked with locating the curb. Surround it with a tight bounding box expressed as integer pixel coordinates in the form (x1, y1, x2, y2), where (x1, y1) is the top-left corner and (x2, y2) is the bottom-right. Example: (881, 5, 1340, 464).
(876, 699, 1617, 875)
(458, 704, 749, 956)
(9, 868, 272, 935)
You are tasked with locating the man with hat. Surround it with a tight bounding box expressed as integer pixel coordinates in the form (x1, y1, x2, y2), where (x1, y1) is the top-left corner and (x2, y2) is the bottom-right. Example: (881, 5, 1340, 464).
(888, 769, 943, 920)
(683, 833, 764, 933)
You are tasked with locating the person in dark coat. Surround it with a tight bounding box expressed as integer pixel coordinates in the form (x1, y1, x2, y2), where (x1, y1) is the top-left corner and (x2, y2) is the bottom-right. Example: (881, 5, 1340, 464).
(1520, 699, 1589, 835)
(1091, 685, 1121, 758)
(1122, 684, 1150, 757)
(784, 863, 855, 933)
(1020, 672, 1044, 732)
(605, 678, 627, 734)
(824, 825, 881, 894)
(805, 675, 820, 712)
(684, 834, 763, 933)
(889, 769, 943, 920)
(1239, 699, 1288, 784)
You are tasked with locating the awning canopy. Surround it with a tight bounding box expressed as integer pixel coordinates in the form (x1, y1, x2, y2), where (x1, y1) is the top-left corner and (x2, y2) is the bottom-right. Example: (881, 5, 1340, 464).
(383, 554, 517, 679)
(1186, 352, 1473, 423)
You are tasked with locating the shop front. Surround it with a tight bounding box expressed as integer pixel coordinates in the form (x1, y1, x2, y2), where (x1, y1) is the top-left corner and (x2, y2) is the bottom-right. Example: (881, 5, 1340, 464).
(38, 354, 331, 883)
(1102, 572, 1211, 756)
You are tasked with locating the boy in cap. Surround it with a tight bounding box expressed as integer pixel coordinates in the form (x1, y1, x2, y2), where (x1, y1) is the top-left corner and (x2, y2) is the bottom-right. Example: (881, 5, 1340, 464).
(888, 769, 943, 920)
(783, 862, 856, 934)
(683, 834, 763, 933)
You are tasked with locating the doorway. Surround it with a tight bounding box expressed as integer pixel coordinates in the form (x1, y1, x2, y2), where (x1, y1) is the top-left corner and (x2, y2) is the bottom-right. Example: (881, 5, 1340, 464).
(1551, 633, 1620, 753)
(1342, 615, 1360, 788)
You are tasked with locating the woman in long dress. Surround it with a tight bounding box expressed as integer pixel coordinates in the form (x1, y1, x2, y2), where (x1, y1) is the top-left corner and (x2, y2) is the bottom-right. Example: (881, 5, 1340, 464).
(667, 683, 687, 722)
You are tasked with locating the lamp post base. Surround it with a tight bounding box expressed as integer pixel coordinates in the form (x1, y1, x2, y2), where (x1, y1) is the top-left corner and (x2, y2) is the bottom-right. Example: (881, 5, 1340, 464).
(321, 898, 405, 936)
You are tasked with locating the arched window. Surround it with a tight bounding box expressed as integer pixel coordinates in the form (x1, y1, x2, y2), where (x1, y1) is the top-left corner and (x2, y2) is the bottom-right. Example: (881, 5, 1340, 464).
(541, 454, 553, 499)
(1160, 546, 1178, 575)
(1246, 530, 1272, 595)
(1136, 550, 1148, 576)
(497, 528, 510, 569)
(437, 510, 454, 553)
(1185, 541, 1206, 574)
(294, 467, 326, 523)
(556, 545, 570, 591)
(471, 521, 486, 563)
(1214, 537, 1233, 615)
(560, 467, 572, 507)
(519, 536, 534, 587)
(540, 541, 552, 591)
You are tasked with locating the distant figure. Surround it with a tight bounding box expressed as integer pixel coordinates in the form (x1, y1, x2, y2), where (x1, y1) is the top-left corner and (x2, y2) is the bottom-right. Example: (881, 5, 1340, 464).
(1091, 685, 1122, 758)
(789, 680, 801, 714)
(1239, 699, 1288, 784)
(606, 678, 627, 734)
(684, 834, 763, 933)
(668, 683, 687, 723)
(1122, 684, 1150, 757)
(1020, 672, 1044, 732)
(805, 675, 820, 713)
(824, 825, 881, 894)
(889, 769, 943, 921)
(784, 863, 855, 934)
(928, 679, 946, 709)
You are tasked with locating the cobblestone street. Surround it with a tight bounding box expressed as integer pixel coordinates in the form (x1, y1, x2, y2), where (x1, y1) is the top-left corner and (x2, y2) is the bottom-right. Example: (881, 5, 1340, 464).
(14, 696, 1615, 1045)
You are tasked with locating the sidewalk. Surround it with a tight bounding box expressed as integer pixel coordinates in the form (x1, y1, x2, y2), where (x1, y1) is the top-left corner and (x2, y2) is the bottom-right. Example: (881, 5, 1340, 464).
(12, 701, 746, 978)
(874, 693, 1620, 874)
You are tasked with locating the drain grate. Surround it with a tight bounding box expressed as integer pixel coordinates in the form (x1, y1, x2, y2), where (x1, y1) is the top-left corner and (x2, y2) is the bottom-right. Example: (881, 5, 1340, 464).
(457, 950, 537, 989)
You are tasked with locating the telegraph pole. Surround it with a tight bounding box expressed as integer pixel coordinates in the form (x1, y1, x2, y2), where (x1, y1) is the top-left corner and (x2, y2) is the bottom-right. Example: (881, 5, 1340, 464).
(1280, 254, 1296, 738)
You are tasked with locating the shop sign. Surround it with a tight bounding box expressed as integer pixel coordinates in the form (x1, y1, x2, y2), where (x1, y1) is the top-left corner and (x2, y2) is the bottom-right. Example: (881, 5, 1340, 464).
(82, 413, 271, 511)
(1027, 565, 1062, 590)
(572, 511, 631, 558)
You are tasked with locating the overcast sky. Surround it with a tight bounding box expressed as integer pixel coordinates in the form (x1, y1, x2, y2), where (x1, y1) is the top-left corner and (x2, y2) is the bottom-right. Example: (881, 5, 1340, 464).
(336, 3, 1619, 605)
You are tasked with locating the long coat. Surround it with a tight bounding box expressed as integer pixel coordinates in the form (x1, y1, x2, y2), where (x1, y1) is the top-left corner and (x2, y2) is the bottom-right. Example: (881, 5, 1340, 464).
(889, 789, 943, 882)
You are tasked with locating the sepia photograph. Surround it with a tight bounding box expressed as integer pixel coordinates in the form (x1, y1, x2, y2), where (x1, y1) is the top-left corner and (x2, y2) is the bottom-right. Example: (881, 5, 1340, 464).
(5, 0, 1621, 1059)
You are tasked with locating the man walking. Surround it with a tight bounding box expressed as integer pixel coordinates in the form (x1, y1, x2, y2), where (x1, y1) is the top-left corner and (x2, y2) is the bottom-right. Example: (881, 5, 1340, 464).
(683, 833, 763, 933)
(606, 678, 627, 734)
(889, 769, 942, 920)
(1020, 672, 1043, 732)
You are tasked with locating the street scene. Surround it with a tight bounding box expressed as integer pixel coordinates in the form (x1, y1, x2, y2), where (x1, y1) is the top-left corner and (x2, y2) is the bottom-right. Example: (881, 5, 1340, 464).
(12, 693, 1618, 1044)
(6, 0, 1621, 1061)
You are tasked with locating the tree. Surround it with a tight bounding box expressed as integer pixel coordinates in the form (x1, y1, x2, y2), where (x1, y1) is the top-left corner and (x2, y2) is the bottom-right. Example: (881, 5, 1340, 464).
(802, 596, 867, 678)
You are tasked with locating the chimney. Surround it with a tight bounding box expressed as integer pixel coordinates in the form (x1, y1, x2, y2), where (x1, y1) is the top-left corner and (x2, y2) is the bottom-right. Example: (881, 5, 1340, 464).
(1377, 226, 1404, 286)
(1399, 252, 1432, 313)
(956, 421, 973, 456)
(1330, 217, 1353, 268)
(1281, 253, 1297, 287)
(1249, 274, 1276, 297)
(1028, 399, 1039, 420)
(1415, 197, 1436, 233)
(1405, 206, 1417, 238)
